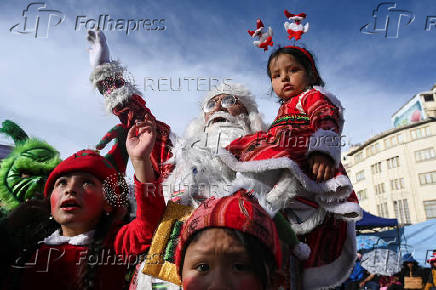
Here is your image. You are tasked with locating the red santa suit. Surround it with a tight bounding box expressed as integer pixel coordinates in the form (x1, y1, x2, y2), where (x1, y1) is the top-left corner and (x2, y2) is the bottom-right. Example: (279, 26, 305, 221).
(5, 177, 165, 290)
(219, 86, 361, 289)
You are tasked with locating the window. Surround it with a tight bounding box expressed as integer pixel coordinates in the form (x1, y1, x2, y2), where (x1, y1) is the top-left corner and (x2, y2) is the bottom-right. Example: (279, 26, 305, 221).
(387, 156, 400, 169)
(357, 189, 367, 200)
(378, 202, 389, 217)
(371, 162, 382, 174)
(390, 178, 405, 190)
(394, 199, 411, 224)
(367, 143, 382, 157)
(424, 200, 436, 219)
(385, 135, 400, 149)
(375, 183, 386, 195)
(403, 199, 411, 224)
(382, 202, 389, 217)
(356, 170, 365, 182)
(419, 171, 436, 185)
(411, 127, 430, 140)
(415, 147, 436, 162)
(354, 152, 363, 163)
(398, 134, 404, 143)
(385, 138, 392, 149)
(423, 94, 434, 102)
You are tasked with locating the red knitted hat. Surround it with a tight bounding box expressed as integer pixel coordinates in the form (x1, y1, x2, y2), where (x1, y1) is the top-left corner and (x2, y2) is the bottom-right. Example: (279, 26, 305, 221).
(44, 150, 118, 198)
(174, 190, 282, 275)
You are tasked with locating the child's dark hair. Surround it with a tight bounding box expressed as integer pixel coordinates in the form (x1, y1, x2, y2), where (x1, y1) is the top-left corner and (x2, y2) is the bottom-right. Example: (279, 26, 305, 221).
(267, 46, 325, 87)
(179, 228, 276, 289)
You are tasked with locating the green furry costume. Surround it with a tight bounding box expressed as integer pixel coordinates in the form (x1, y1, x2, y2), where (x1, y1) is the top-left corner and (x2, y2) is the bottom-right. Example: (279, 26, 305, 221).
(0, 120, 61, 215)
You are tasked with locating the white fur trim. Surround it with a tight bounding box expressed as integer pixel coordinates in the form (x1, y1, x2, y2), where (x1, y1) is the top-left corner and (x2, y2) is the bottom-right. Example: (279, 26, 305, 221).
(293, 242, 311, 260)
(89, 61, 142, 113)
(312, 86, 345, 134)
(319, 201, 363, 222)
(303, 221, 357, 290)
(43, 229, 94, 246)
(307, 128, 341, 168)
(218, 149, 353, 202)
(102, 83, 142, 113)
(288, 208, 327, 235)
(134, 260, 181, 290)
(89, 60, 125, 84)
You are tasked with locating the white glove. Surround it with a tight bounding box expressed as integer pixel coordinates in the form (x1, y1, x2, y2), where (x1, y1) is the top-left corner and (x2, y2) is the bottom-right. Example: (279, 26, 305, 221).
(87, 30, 110, 67)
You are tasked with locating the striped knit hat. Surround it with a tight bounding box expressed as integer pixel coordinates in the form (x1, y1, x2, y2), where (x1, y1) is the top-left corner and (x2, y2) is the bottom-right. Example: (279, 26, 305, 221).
(174, 190, 282, 275)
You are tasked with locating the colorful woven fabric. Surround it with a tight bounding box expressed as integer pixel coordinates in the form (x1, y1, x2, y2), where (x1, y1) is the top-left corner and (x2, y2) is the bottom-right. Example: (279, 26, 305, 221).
(142, 201, 194, 286)
(174, 190, 282, 276)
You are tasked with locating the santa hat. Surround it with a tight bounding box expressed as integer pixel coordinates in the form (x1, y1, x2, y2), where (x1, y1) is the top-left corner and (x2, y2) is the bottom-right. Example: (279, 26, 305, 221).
(284, 10, 306, 20)
(174, 190, 282, 276)
(44, 150, 127, 207)
(256, 19, 264, 29)
(200, 82, 266, 132)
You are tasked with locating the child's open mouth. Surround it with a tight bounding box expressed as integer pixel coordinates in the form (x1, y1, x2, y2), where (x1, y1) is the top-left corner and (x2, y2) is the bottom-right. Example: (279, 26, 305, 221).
(60, 199, 81, 211)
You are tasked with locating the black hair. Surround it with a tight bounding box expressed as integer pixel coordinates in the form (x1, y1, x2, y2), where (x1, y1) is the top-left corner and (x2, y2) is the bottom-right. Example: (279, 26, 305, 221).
(267, 46, 325, 88)
(179, 227, 276, 290)
(1, 199, 59, 289)
(78, 212, 115, 290)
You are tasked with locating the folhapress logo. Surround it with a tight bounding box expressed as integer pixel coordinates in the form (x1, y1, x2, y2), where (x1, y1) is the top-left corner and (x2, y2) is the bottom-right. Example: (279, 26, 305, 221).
(10, 2, 65, 38)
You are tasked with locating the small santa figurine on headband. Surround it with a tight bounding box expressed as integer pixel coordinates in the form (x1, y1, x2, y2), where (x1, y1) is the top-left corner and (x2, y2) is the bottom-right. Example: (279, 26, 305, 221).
(284, 10, 309, 41)
(248, 18, 273, 51)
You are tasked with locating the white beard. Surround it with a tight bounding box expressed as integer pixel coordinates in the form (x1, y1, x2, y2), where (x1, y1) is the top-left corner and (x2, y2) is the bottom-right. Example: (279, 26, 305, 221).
(163, 112, 250, 207)
(195, 111, 251, 152)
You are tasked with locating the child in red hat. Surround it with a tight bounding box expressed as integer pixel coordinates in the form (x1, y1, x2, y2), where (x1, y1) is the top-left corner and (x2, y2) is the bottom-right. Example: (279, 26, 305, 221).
(3, 117, 164, 290)
(174, 190, 282, 290)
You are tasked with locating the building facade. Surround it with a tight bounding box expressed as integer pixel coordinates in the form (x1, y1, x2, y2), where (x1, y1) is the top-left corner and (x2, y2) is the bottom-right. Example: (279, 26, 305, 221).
(343, 85, 436, 225)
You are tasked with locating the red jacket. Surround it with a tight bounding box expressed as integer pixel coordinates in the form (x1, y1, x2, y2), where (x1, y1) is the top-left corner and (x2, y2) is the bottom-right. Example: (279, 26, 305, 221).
(5, 177, 165, 290)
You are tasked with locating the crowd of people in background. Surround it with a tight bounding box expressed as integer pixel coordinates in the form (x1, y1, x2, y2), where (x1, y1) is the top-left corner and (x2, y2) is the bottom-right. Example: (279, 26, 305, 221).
(339, 252, 436, 290)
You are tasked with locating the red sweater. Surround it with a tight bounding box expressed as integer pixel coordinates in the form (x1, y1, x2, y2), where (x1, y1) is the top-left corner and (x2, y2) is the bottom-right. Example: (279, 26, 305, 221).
(5, 178, 165, 290)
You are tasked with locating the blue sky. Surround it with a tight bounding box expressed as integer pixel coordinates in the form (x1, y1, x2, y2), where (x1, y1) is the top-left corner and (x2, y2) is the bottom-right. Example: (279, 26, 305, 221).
(0, 0, 435, 161)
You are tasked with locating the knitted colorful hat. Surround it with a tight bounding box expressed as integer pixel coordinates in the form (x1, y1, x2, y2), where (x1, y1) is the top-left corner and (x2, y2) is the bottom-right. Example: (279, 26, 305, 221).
(174, 190, 282, 276)
(43, 150, 128, 207)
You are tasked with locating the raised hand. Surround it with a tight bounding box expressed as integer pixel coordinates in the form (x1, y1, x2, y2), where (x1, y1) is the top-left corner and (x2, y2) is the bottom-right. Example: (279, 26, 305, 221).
(87, 30, 110, 67)
(126, 116, 157, 183)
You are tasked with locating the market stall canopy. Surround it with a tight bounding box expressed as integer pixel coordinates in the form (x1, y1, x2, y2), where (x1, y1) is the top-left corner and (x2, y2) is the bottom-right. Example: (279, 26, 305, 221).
(356, 210, 398, 230)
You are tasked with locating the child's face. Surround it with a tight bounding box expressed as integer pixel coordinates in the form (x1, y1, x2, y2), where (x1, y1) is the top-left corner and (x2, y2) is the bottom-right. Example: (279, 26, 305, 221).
(182, 228, 263, 290)
(50, 172, 110, 236)
(269, 53, 309, 100)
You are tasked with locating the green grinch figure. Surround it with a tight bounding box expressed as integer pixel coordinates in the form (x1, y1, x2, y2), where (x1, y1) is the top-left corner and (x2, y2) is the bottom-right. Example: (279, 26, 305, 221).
(0, 120, 61, 217)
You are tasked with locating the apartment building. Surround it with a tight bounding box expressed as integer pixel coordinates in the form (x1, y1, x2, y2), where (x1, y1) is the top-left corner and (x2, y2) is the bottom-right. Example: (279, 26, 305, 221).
(343, 85, 436, 225)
